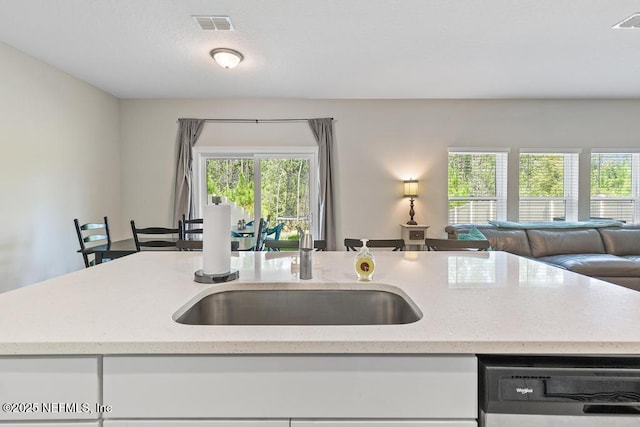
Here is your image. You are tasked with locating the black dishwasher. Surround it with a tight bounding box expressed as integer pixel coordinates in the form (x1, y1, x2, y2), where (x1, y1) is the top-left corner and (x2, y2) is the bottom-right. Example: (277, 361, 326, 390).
(479, 355, 640, 427)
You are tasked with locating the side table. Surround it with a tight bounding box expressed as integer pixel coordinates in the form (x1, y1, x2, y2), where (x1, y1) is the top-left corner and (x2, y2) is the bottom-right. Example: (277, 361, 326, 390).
(400, 224, 430, 251)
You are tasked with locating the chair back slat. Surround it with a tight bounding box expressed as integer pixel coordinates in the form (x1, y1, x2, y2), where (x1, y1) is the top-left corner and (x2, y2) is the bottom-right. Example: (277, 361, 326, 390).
(425, 238, 490, 251)
(135, 227, 180, 235)
(130, 220, 181, 251)
(344, 238, 405, 251)
(81, 223, 107, 231)
(84, 234, 108, 243)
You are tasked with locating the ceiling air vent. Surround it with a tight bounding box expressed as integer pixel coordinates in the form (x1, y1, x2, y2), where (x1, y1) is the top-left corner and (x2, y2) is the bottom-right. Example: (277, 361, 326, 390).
(612, 13, 640, 29)
(193, 15, 234, 31)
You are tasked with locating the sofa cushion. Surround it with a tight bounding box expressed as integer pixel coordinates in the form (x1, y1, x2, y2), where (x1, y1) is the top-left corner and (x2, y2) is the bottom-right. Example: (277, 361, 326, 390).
(538, 254, 640, 277)
(479, 228, 532, 257)
(527, 229, 605, 258)
(458, 226, 488, 241)
(445, 224, 493, 239)
(599, 228, 640, 256)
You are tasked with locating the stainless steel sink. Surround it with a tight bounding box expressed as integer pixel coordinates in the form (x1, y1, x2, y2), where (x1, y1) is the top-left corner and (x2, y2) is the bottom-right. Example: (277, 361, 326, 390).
(174, 288, 422, 325)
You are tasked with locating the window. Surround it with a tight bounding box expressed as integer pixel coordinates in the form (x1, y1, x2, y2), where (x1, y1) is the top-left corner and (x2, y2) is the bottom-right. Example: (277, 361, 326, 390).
(590, 152, 640, 223)
(519, 151, 579, 222)
(448, 150, 507, 224)
(193, 147, 318, 238)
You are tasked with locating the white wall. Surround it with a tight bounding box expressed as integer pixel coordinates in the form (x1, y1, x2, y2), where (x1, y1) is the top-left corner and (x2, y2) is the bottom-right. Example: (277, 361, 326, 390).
(119, 99, 324, 229)
(0, 41, 121, 292)
(119, 98, 640, 246)
(5, 43, 640, 293)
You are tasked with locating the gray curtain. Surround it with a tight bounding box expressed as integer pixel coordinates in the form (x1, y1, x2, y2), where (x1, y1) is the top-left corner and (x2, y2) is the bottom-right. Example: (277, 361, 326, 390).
(308, 118, 337, 250)
(173, 118, 205, 225)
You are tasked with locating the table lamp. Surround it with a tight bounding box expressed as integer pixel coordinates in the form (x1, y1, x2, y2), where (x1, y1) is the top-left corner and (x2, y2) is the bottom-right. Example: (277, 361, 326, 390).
(403, 179, 419, 225)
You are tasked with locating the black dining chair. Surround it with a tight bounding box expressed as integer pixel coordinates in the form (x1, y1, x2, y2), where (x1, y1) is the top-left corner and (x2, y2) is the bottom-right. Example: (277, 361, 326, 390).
(74, 216, 111, 268)
(130, 220, 182, 251)
(344, 238, 405, 251)
(181, 214, 203, 240)
(424, 238, 490, 251)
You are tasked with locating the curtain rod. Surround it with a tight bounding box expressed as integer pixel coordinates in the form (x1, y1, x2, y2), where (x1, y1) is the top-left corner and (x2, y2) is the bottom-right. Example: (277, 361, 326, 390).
(177, 118, 333, 124)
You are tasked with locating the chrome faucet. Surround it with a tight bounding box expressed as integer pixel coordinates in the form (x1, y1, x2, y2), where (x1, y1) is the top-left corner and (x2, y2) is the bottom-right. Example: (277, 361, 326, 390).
(299, 231, 313, 280)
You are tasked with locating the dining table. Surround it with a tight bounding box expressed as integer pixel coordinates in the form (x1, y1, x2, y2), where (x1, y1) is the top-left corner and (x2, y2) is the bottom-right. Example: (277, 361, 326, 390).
(231, 225, 255, 236)
(79, 238, 179, 265)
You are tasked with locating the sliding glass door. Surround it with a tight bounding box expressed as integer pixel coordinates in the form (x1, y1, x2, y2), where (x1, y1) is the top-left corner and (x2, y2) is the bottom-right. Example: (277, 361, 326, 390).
(259, 157, 312, 238)
(194, 147, 318, 239)
(205, 157, 255, 225)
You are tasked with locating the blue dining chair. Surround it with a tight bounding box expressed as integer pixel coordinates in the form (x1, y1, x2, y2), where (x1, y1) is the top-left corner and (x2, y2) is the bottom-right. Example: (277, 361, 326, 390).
(253, 218, 269, 251)
(266, 222, 284, 241)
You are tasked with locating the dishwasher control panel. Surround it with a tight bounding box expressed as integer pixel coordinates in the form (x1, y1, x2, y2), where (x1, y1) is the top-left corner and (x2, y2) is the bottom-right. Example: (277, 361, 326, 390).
(479, 355, 640, 418)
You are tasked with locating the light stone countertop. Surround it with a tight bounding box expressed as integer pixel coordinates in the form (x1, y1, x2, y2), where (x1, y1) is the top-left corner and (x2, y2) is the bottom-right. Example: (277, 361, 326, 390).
(1, 250, 639, 355)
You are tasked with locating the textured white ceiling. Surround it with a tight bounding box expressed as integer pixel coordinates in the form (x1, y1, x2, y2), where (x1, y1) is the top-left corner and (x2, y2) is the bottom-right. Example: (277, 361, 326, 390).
(0, 0, 639, 99)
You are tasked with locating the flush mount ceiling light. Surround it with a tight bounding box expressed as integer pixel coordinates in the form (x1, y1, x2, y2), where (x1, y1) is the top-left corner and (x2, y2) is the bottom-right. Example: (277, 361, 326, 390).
(210, 48, 244, 69)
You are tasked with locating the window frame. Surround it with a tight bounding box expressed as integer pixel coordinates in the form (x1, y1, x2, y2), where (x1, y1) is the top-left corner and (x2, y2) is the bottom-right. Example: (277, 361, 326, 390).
(518, 149, 580, 222)
(590, 150, 640, 223)
(447, 148, 509, 224)
(192, 146, 319, 236)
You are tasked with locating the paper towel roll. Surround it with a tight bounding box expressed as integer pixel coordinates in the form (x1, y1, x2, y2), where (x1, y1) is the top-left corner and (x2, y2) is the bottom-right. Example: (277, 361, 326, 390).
(202, 203, 231, 275)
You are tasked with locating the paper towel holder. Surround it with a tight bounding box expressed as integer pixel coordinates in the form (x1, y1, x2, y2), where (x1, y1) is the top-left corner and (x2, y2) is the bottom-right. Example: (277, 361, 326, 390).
(193, 194, 239, 283)
(194, 269, 239, 284)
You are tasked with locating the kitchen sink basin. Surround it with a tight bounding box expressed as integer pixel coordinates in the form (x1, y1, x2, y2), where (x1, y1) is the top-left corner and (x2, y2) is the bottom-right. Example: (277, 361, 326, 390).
(174, 287, 422, 325)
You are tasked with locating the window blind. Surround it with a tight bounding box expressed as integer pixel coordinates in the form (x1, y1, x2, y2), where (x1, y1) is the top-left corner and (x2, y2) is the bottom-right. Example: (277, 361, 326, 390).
(590, 153, 638, 223)
(448, 150, 507, 224)
(519, 152, 579, 222)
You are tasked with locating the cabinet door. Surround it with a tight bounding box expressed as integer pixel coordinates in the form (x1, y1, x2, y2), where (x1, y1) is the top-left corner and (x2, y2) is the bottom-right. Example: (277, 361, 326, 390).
(0, 423, 99, 427)
(103, 355, 477, 419)
(292, 422, 476, 427)
(0, 357, 99, 421)
(103, 421, 288, 426)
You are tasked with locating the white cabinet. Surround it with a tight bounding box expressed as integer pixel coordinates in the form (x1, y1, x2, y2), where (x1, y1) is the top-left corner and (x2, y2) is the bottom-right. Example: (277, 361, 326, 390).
(103, 422, 474, 427)
(0, 423, 99, 427)
(104, 421, 288, 427)
(103, 355, 477, 420)
(1, 355, 477, 425)
(292, 422, 476, 427)
(0, 357, 99, 422)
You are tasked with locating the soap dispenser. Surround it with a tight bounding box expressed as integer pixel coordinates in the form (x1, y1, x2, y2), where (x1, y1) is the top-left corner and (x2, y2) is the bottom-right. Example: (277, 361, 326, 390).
(354, 239, 375, 281)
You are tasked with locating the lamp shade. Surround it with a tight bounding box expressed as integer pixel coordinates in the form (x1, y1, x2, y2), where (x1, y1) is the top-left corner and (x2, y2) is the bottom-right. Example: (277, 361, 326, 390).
(210, 48, 244, 69)
(403, 179, 419, 197)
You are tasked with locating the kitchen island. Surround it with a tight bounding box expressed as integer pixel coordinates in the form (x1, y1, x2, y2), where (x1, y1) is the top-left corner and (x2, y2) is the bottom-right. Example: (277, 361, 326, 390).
(1, 250, 639, 425)
(1, 250, 639, 355)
